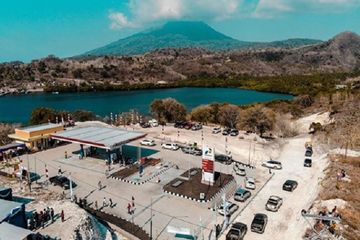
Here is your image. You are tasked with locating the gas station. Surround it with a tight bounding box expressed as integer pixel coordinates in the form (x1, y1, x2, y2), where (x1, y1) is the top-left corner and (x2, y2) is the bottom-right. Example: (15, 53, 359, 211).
(50, 126, 147, 163)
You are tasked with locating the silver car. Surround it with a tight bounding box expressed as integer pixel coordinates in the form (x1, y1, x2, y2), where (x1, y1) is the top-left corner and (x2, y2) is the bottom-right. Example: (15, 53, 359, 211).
(265, 196, 283, 212)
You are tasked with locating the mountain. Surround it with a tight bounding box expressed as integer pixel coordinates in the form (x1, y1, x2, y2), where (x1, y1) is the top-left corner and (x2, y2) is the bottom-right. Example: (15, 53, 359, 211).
(83, 21, 321, 57)
(283, 31, 360, 71)
(2, 31, 359, 93)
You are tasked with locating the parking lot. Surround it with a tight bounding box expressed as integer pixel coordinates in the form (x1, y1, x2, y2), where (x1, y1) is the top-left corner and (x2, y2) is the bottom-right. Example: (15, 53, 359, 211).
(17, 122, 327, 239)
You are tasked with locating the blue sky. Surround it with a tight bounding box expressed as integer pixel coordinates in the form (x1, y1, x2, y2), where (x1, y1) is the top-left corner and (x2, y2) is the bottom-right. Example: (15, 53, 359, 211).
(1, 0, 360, 62)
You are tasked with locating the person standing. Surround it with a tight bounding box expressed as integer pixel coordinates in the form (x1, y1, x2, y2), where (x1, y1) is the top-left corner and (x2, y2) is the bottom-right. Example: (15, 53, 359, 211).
(58, 166, 62, 175)
(60, 210, 64, 222)
(50, 208, 54, 223)
(98, 181, 102, 190)
(103, 197, 107, 207)
(127, 203, 131, 214)
(95, 200, 98, 210)
(64, 151, 68, 159)
(109, 198, 113, 208)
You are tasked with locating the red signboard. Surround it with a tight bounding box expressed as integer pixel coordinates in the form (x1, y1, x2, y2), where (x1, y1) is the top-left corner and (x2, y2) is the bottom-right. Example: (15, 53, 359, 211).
(202, 159, 214, 173)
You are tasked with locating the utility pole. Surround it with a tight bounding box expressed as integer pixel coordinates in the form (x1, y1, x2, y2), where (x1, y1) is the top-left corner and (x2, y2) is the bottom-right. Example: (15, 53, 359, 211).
(69, 173, 73, 201)
(34, 156, 37, 183)
(150, 197, 153, 240)
(27, 154, 31, 192)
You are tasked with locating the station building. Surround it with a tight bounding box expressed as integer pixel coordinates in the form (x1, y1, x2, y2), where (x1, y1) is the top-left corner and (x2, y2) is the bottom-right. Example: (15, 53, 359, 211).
(8, 123, 64, 150)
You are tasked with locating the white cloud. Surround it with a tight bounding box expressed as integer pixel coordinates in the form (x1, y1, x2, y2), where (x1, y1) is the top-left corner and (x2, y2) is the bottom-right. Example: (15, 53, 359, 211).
(109, 12, 137, 29)
(108, 0, 247, 29)
(108, 0, 360, 28)
(254, 0, 360, 18)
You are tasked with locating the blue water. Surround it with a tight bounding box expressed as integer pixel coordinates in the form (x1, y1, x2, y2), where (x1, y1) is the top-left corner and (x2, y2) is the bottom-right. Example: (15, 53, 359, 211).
(0, 87, 292, 123)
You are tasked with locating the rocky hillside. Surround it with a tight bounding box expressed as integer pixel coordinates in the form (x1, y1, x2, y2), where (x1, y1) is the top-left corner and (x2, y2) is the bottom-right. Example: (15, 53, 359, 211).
(83, 21, 321, 56)
(0, 32, 359, 92)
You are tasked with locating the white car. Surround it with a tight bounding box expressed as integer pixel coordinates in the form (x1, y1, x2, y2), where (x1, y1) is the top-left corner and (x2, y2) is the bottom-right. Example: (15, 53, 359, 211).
(161, 143, 179, 151)
(245, 177, 256, 190)
(218, 201, 239, 217)
(148, 119, 159, 127)
(140, 139, 155, 146)
(262, 160, 282, 170)
(212, 127, 221, 134)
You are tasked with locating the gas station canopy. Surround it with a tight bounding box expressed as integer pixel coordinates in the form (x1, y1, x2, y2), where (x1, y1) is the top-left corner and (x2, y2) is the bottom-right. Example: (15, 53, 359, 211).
(51, 126, 146, 150)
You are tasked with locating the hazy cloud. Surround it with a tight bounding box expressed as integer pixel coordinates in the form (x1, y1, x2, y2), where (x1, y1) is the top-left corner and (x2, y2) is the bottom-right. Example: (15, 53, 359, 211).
(254, 0, 360, 18)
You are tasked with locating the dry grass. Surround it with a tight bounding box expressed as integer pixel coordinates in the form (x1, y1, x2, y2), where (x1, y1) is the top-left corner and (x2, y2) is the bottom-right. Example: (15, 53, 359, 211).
(319, 155, 360, 240)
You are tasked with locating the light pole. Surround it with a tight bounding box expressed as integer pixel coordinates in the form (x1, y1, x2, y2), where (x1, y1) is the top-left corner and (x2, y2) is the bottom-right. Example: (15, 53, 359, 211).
(150, 197, 153, 240)
(69, 172, 73, 201)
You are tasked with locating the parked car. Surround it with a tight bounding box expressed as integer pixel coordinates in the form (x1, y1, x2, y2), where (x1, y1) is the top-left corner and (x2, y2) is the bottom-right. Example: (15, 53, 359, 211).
(148, 119, 159, 127)
(265, 196, 283, 212)
(305, 149, 313, 157)
(251, 213, 268, 234)
(49, 176, 77, 190)
(140, 122, 151, 128)
(161, 143, 179, 151)
(191, 124, 202, 131)
(233, 163, 246, 176)
(226, 222, 247, 240)
(184, 122, 193, 130)
(174, 121, 186, 128)
(282, 180, 298, 192)
(212, 127, 221, 134)
(215, 154, 232, 165)
(181, 146, 202, 156)
(304, 158, 312, 167)
(234, 188, 251, 202)
(218, 201, 239, 217)
(230, 129, 239, 136)
(262, 160, 282, 170)
(222, 128, 230, 135)
(140, 139, 155, 146)
(245, 177, 256, 190)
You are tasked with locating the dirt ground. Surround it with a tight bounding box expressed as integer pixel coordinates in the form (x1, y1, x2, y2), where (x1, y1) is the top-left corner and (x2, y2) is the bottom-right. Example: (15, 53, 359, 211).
(316, 154, 360, 240)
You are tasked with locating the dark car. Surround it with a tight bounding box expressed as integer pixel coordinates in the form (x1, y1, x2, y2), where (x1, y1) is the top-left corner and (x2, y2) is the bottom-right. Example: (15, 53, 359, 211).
(251, 213, 268, 234)
(49, 176, 77, 190)
(215, 154, 232, 165)
(140, 122, 151, 128)
(230, 129, 239, 136)
(222, 128, 230, 136)
(304, 158, 312, 167)
(174, 121, 186, 128)
(226, 222, 247, 240)
(305, 147, 313, 157)
(282, 180, 298, 192)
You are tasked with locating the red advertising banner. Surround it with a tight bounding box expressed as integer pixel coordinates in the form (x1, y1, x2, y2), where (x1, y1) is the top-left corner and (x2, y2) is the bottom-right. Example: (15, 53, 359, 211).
(202, 159, 214, 173)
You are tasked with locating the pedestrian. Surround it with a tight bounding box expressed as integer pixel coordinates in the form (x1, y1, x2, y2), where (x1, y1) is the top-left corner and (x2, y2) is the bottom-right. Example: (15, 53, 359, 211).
(103, 197, 107, 207)
(127, 203, 131, 214)
(58, 166, 62, 175)
(50, 208, 54, 223)
(95, 200, 98, 210)
(98, 181, 102, 190)
(109, 198, 113, 208)
(60, 210, 65, 222)
(269, 168, 272, 174)
(65, 151, 68, 159)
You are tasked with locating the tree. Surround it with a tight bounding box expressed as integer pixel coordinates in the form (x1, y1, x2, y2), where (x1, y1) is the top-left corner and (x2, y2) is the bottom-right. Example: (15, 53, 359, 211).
(0, 123, 15, 145)
(218, 104, 239, 128)
(150, 99, 165, 122)
(30, 107, 57, 125)
(190, 105, 212, 124)
(150, 98, 186, 123)
(72, 110, 96, 122)
(162, 98, 187, 122)
(238, 106, 275, 137)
